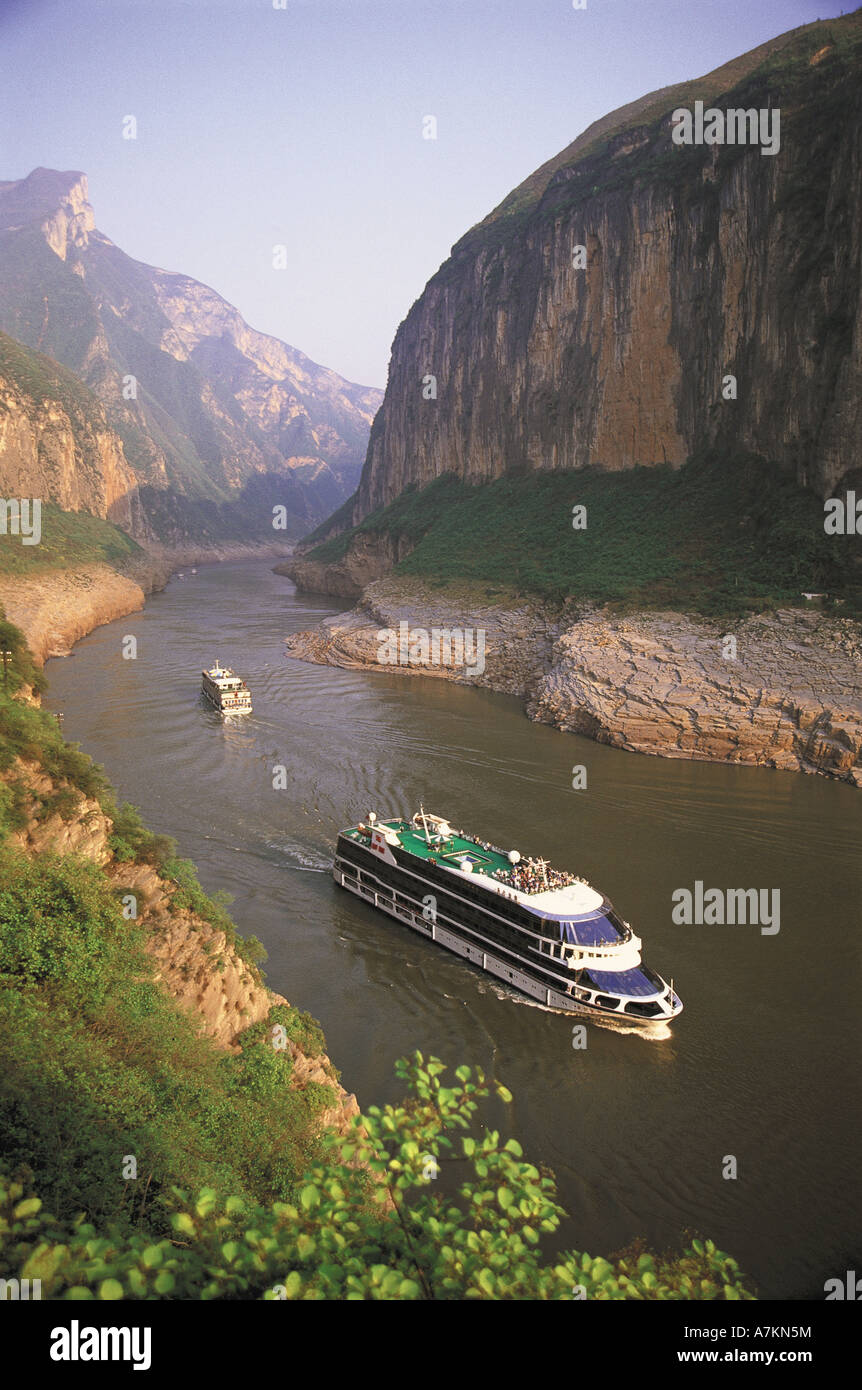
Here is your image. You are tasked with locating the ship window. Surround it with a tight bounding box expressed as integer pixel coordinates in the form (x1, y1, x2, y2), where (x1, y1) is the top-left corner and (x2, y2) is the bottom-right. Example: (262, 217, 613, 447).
(584, 967, 661, 998)
(596, 994, 620, 1009)
(624, 1001, 663, 1018)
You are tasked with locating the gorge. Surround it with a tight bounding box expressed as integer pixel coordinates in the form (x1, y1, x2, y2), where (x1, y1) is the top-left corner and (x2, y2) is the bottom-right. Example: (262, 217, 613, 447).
(0, 169, 383, 546)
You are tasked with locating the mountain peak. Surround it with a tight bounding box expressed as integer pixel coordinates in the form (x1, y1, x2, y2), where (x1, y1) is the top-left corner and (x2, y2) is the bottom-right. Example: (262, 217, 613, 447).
(0, 167, 94, 259)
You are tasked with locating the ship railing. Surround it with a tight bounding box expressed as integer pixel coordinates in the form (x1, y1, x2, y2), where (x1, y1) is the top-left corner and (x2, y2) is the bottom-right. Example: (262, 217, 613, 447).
(563, 936, 641, 962)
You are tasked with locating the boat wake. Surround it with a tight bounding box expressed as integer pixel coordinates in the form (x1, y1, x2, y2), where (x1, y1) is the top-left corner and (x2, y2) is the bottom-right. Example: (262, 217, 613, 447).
(262, 837, 331, 872)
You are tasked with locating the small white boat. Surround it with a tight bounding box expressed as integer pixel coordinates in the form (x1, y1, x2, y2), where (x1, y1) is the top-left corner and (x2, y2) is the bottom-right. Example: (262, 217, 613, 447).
(201, 661, 252, 715)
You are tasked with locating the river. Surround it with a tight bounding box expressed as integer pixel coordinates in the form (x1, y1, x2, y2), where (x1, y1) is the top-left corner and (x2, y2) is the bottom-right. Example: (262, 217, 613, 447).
(44, 559, 862, 1299)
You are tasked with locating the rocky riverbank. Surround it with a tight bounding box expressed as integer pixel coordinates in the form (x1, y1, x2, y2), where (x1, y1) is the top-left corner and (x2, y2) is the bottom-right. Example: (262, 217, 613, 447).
(274, 532, 410, 601)
(284, 577, 862, 785)
(0, 541, 292, 664)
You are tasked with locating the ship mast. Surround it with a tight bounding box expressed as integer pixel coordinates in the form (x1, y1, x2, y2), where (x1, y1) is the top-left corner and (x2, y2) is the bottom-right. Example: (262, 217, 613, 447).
(419, 803, 431, 844)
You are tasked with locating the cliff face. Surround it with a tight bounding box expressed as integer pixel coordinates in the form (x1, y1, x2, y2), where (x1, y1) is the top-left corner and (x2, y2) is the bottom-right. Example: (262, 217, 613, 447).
(0, 333, 142, 532)
(354, 14, 862, 523)
(0, 168, 383, 540)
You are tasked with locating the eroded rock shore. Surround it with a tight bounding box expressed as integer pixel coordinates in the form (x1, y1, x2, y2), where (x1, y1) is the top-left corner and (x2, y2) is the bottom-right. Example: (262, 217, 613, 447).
(284, 577, 862, 785)
(0, 541, 291, 664)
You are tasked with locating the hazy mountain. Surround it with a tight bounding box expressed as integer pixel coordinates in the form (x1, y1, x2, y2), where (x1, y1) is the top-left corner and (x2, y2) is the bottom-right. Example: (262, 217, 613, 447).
(0, 168, 383, 541)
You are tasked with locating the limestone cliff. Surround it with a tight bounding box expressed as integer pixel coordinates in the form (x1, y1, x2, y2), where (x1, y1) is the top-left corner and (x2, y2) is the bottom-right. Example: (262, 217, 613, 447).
(0, 332, 142, 532)
(352, 13, 862, 524)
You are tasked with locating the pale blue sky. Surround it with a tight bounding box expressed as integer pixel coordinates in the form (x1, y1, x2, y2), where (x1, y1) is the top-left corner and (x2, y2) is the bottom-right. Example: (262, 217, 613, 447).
(0, 0, 850, 387)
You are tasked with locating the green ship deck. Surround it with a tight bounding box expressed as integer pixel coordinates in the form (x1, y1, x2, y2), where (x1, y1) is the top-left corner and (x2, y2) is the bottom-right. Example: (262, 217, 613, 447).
(345, 820, 522, 879)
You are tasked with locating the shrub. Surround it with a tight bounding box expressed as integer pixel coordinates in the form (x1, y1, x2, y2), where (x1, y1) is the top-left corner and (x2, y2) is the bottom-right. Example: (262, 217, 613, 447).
(107, 801, 177, 868)
(0, 616, 46, 696)
(0, 1054, 755, 1301)
(0, 850, 138, 1002)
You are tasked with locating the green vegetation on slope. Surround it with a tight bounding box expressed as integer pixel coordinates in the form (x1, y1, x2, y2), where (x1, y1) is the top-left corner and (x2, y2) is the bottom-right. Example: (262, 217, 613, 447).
(0, 615, 45, 698)
(307, 453, 861, 620)
(0, 1053, 754, 1301)
(0, 329, 106, 421)
(0, 628, 334, 1231)
(0, 615, 752, 1298)
(0, 851, 333, 1234)
(0, 501, 142, 578)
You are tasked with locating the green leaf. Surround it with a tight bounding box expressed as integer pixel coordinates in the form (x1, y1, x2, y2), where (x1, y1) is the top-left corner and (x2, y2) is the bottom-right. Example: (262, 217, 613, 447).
(13, 1197, 42, 1220)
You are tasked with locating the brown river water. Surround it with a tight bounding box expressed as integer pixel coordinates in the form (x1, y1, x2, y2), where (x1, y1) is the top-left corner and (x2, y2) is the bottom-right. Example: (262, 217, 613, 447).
(44, 559, 862, 1299)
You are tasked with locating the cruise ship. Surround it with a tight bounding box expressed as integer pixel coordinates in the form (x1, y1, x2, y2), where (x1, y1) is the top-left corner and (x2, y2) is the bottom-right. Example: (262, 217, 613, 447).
(334, 810, 682, 1024)
(201, 661, 253, 715)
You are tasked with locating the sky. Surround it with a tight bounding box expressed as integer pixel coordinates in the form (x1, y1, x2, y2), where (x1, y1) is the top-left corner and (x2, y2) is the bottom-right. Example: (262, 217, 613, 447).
(0, 0, 851, 388)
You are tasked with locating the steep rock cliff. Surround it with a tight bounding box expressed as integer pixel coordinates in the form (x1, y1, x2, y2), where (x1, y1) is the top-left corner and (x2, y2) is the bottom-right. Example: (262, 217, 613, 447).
(0, 331, 142, 532)
(353, 13, 862, 523)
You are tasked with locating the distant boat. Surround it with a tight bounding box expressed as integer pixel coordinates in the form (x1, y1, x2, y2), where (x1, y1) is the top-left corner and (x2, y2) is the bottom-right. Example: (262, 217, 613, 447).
(191, 568, 197, 575)
(201, 661, 252, 715)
